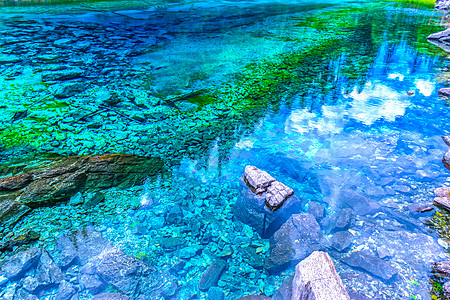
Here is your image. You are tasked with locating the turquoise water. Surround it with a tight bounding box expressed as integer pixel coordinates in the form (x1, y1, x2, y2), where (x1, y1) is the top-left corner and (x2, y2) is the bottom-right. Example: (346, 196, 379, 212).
(1, 0, 450, 299)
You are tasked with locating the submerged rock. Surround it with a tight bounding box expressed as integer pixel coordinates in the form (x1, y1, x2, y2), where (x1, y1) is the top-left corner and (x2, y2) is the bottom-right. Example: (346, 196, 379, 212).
(199, 259, 227, 291)
(341, 250, 398, 281)
(56, 226, 113, 267)
(330, 231, 353, 252)
(0, 247, 42, 283)
(291, 251, 350, 300)
(265, 213, 328, 274)
(0, 229, 40, 252)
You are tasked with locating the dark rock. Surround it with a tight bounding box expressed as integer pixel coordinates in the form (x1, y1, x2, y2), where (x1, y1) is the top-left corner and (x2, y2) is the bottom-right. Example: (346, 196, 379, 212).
(157, 237, 186, 251)
(11, 109, 28, 122)
(244, 165, 275, 194)
(82, 192, 105, 209)
(41, 68, 84, 81)
(330, 231, 353, 252)
(166, 205, 184, 224)
(0, 200, 31, 234)
(199, 259, 227, 291)
(307, 202, 325, 219)
(68, 192, 84, 206)
(292, 251, 350, 299)
(56, 226, 113, 267)
(0, 229, 39, 252)
(272, 276, 293, 300)
(52, 83, 86, 99)
(0, 173, 32, 191)
(265, 180, 294, 211)
(56, 280, 77, 300)
(443, 149, 450, 171)
(208, 287, 224, 300)
(19, 171, 87, 208)
(79, 274, 105, 294)
(337, 189, 380, 215)
(321, 208, 354, 234)
(0, 247, 41, 282)
(96, 247, 149, 296)
(442, 136, 450, 147)
(36, 250, 63, 287)
(341, 251, 398, 281)
(237, 247, 265, 269)
(265, 213, 328, 274)
(91, 293, 131, 300)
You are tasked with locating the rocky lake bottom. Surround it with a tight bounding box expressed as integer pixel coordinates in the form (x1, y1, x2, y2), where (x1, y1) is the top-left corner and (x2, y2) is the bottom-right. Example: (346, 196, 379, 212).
(1, 0, 450, 299)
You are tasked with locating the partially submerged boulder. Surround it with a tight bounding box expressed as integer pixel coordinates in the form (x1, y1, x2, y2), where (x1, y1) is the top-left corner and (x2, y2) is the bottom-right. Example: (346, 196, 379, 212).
(291, 251, 350, 300)
(234, 166, 300, 238)
(265, 213, 329, 274)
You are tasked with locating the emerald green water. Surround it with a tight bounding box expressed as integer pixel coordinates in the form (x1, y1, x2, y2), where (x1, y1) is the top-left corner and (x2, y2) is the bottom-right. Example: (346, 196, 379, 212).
(0, 0, 449, 299)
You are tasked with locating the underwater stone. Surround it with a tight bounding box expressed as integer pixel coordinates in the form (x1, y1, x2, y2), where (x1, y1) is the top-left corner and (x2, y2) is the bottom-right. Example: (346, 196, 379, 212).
(433, 261, 450, 278)
(92, 293, 131, 300)
(443, 149, 450, 170)
(236, 296, 271, 299)
(55, 280, 77, 300)
(0, 200, 31, 237)
(272, 276, 293, 300)
(69, 192, 84, 206)
(307, 202, 325, 219)
(82, 192, 105, 209)
(51, 82, 86, 99)
(199, 259, 227, 291)
(0, 173, 32, 191)
(237, 247, 265, 270)
(233, 184, 304, 238)
(244, 166, 275, 195)
(265, 180, 294, 211)
(341, 250, 398, 281)
(35, 250, 63, 287)
(208, 287, 224, 300)
(0, 54, 21, 64)
(320, 208, 355, 234)
(0, 247, 42, 283)
(41, 68, 84, 81)
(266, 213, 328, 274)
(157, 237, 186, 251)
(55, 226, 113, 267)
(96, 247, 148, 296)
(336, 189, 380, 215)
(0, 229, 40, 252)
(22, 276, 39, 293)
(292, 251, 350, 300)
(19, 171, 87, 208)
(330, 231, 353, 252)
(79, 274, 105, 295)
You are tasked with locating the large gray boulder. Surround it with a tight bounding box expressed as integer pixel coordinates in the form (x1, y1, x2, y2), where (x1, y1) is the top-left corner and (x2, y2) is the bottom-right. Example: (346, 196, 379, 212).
(265, 213, 329, 274)
(291, 251, 350, 300)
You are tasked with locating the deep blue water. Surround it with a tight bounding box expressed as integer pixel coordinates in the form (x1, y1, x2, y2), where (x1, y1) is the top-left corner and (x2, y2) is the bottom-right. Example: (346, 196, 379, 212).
(1, 0, 450, 299)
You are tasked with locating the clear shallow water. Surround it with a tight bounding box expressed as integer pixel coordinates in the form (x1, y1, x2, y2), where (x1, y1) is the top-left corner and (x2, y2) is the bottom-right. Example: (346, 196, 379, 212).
(1, 0, 450, 299)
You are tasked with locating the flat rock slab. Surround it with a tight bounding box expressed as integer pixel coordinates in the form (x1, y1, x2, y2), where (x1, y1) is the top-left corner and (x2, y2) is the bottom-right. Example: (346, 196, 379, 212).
(341, 251, 398, 281)
(244, 165, 275, 194)
(292, 251, 350, 300)
(265, 180, 294, 211)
